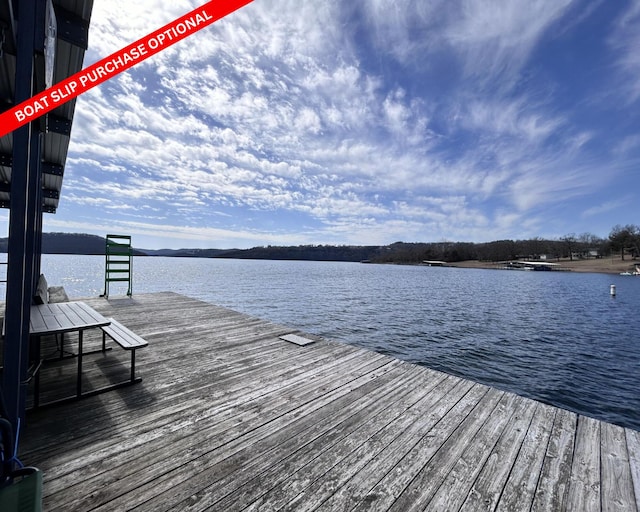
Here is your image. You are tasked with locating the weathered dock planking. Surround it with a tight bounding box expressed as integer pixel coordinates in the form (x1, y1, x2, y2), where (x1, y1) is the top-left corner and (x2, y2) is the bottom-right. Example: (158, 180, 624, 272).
(12, 292, 640, 511)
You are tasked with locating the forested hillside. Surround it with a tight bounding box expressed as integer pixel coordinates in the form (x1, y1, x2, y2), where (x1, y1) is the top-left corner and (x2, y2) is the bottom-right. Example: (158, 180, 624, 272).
(1, 224, 638, 263)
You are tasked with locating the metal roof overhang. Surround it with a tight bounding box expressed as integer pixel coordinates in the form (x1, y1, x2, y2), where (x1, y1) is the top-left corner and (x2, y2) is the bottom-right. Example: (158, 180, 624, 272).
(0, 0, 93, 213)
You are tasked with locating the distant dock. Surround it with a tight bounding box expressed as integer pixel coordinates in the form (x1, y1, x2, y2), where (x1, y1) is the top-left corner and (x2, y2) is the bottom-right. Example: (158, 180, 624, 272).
(19, 292, 640, 511)
(422, 260, 448, 266)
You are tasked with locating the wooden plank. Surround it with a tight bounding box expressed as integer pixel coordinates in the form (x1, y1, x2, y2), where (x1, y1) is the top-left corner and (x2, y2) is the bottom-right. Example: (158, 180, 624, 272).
(132, 364, 435, 512)
(243, 375, 471, 512)
(531, 407, 577, 511)
(26, 323, 354, 437)
(42, 356, 400, 510)
(495, 402, 556, 511)
(25, 343, 338, 460)
(26, 338, 358, 458)
(80, 361, 410, 512)
(457, 398, 539, 511)
(404, 394, 525, 510)
(349, 383, 501, 512)
(385, 389, 512, 512)
(566, 415, 601, 512)
(626, 429, 640, 511)
(311, 375, 464, 512)
(36, 346, 386, 471)
(601, 422, 636, 512)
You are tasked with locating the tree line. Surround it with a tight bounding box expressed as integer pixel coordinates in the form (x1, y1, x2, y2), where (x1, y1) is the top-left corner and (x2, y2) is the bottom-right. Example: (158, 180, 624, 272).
(3, 225, 638, 263)
(373, 224, 640, 264)
(207, 224, 640, 264)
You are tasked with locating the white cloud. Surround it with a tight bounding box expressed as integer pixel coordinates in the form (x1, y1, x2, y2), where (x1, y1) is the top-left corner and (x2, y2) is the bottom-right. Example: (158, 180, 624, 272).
(47, 0, 638, 248)
(464, 99, 563, 143)
(444, 0, 576, 88)
(610, 2, 640, 102)
(582, 197, 633, 218)
(614, 134, 640, 156)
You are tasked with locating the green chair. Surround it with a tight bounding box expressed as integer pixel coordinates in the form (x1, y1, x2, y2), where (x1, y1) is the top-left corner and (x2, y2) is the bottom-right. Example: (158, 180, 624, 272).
(0, 418, 42, 511)
(0, 467, 42, 512)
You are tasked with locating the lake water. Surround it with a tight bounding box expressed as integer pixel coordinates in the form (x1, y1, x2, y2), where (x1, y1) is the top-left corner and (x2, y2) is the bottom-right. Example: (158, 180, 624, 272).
(6, 254, 640, 430)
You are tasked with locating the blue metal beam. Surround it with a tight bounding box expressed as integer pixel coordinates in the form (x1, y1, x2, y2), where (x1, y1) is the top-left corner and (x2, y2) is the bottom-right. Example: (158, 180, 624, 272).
(2, 0, 44, 434)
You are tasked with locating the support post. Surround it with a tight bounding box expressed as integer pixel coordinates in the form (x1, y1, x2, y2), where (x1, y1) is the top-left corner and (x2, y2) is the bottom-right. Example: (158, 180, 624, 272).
(2, 0, 45, 433)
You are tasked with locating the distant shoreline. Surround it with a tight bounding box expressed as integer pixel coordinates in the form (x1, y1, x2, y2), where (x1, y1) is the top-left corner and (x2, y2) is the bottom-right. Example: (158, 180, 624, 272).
(448, 259, 639, 275)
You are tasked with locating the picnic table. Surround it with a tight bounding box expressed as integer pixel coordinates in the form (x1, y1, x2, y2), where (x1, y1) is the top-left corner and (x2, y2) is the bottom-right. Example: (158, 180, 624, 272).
(29, 302, 110, 407)
(28, 301, 147, 407)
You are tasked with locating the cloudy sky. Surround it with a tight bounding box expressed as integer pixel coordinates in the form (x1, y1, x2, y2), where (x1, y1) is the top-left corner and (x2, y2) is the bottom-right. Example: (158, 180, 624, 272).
(16, 1, 640, 249)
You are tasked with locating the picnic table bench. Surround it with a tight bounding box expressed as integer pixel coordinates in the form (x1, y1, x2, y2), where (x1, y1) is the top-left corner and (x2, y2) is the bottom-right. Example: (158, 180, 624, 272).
(100, 318, 148, 385)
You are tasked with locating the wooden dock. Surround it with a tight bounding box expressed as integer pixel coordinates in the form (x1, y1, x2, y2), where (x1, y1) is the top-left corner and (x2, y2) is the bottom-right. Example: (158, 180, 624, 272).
(16, 292, 640, 511)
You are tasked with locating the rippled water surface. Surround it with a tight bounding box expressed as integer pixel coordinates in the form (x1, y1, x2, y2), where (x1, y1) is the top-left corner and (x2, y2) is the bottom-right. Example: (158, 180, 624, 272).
(23, 255, 640, 430)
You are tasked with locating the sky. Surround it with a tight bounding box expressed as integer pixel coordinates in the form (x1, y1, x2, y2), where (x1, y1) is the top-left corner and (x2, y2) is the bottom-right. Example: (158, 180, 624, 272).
(6, 0, 640, 250)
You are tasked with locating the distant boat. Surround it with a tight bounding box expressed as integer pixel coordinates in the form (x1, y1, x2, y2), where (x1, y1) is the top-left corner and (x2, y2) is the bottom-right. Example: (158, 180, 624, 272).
(422, 260, 447, 267)
(621, 265, 640, 275)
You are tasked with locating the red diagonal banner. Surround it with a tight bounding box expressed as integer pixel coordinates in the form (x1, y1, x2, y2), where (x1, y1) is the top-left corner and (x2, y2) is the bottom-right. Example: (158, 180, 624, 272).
(0, 0, 254, 138)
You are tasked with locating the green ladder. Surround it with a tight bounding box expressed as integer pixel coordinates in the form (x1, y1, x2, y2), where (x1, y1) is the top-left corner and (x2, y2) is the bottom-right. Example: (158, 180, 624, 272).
(103, 234, 133, 298)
